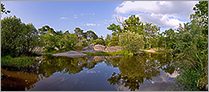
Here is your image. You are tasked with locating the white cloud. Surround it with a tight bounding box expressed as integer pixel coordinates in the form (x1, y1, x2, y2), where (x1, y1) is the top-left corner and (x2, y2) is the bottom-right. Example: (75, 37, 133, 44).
(161, 14, 184, 28)
(115, 1, 158, 14)
(85, 23, 100, 27)
(149, 13, 184, 28)
(73, 13, 95, 19)
(115, 1, 197, 17)
(114, 1, 198, 31)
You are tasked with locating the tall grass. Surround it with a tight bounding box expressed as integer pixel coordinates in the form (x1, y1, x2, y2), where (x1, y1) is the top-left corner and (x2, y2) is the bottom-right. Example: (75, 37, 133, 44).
(1, 56, 36, 68)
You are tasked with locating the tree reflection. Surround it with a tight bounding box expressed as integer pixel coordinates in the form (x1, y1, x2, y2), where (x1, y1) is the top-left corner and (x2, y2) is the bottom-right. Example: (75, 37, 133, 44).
(38, 53, 176, 91)
(107, 53, 175, 91)
(38, 56, 86, 77)
(38, 56, 105, 77)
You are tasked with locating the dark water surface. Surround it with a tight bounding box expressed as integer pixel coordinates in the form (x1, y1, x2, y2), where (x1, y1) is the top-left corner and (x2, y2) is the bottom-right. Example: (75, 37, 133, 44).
(1, 53, 183, 91)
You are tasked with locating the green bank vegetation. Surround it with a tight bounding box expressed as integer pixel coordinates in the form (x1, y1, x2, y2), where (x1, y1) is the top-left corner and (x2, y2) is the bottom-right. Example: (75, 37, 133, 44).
(1, 56, 36, 68)
(83, 50, 131, 56)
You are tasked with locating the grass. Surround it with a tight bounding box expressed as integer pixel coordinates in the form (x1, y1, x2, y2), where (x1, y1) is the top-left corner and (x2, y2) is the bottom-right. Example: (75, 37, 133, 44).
(1, 56, 36, 68)
(83, 51, 110, 56)
(83, 50, 133, 56)
(109, 50, 133, 56)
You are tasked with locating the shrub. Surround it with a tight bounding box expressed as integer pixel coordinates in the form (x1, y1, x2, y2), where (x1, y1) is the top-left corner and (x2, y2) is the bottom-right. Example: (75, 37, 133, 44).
(93, 38, 105, 45)
(119, 31, 144, 54)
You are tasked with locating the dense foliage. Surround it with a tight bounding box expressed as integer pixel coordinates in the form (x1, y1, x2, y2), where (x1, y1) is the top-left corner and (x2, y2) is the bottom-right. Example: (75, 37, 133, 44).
(119, 31, 144, 54)
(107, 15, 160, 54)
(173, 1, 208, 90)
(39, 26, 80, 52)
(1, 16, 39, 56)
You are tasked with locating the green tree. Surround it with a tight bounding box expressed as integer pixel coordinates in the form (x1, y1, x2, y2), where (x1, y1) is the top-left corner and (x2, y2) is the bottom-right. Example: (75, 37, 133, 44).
(191, 1, 208, 35)
(40, 32, 58, 52)
(105, 34, 111, 46)
(93, 38, 105, 45)
(21, 24, 39, 54)
(107, 15, 147, 47)
(123, 15, 144, 35)
(143, 23, 160, 48)
(83, 30, 98, 45)
(73, 27, 88, 49)
(64, 30, 70, 34)
(119, 31, 144, 54)
(84, 30, 98, 40)
(109, 35, 119, 46)
(107, 15, 144, 35)
(107, 23, 121, 35)
(38, 25, 56, 35)
(74, 27, 84, 38)
(61, 33, 79, 50)
(39, 25, 58, 52)
(39, 26, 80, 52)
(163, 29, 177, 49)
(1, 16, 38, 56)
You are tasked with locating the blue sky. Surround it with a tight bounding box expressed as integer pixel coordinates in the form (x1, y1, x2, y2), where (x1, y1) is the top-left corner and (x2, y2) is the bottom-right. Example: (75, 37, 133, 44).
(2, 1, 198, 37)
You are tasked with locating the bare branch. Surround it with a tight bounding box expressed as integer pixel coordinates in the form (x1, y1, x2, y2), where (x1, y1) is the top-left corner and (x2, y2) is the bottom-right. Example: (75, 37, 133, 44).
(115, 16, 123, 24)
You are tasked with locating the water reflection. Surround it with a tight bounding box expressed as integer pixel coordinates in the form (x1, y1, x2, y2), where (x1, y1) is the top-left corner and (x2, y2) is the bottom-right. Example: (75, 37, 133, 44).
(1, 53, 181, 91)
(106, 53, 177, 91)
(30, 62, 120, 91)
(1, 69, 38, 91)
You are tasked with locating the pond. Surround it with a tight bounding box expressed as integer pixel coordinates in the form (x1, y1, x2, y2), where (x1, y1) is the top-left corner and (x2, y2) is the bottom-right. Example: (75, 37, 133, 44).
(1, 53, 183, 91)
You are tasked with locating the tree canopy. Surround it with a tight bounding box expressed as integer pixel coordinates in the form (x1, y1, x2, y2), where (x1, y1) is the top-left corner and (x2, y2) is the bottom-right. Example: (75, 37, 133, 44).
(1, 16, 38, 56)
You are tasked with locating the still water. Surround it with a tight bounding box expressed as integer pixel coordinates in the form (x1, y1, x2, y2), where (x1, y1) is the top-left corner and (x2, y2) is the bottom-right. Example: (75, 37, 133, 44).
(1, 53, 183, 91)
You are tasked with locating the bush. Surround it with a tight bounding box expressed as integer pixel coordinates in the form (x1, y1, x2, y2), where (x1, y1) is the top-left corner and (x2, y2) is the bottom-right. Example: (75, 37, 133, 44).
(119, 31, 144, 54)
(93, 38, 105, 45)
(108, 35, 119, 46)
